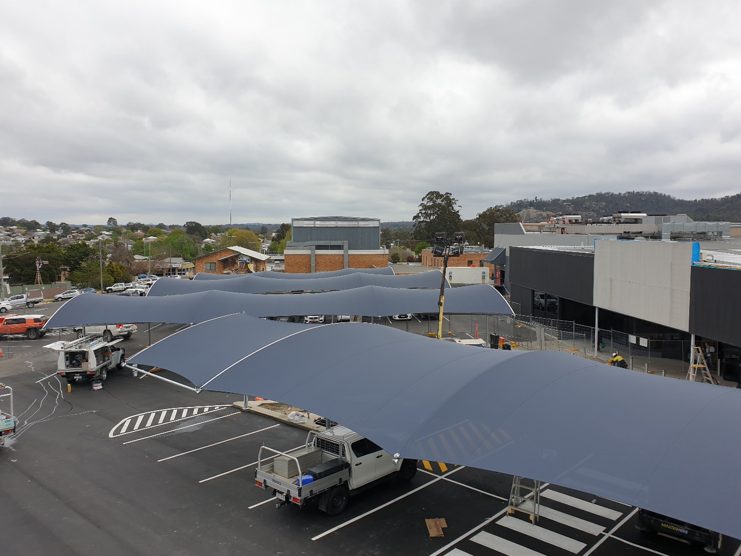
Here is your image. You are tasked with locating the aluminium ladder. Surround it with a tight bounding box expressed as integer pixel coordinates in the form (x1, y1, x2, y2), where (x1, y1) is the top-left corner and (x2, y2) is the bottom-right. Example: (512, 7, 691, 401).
(507, 476, 541, 523)
(687, 346, 718, 385)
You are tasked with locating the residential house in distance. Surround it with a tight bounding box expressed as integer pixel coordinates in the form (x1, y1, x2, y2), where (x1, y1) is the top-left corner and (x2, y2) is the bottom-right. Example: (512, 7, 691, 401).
(194, 246, 271, 275)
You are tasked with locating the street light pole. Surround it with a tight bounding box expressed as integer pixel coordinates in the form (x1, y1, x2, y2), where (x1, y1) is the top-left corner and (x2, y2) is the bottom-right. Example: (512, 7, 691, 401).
(433, 232, 464, 340)
(99, 239, 104, 291)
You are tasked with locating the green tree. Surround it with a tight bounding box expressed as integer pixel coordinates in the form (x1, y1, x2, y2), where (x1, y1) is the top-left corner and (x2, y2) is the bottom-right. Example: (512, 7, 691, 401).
(162, 229, 199, 259)
(474, 206, 521, 243)
(412, 191, 462, 241)
(69, 260, 113, 289)
(218, 228, 261, 251)
(107, 216, 118, 227)
(414, 241, 430, 256)
(184, 221, 208, 240)
(45, 221, 58, 234)
(62, 242, 95, 272)
(106, 261, 131, 283)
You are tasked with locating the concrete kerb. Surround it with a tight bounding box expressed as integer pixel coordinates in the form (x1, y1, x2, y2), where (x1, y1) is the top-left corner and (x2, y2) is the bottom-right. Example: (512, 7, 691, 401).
(232, 399, 325, 432)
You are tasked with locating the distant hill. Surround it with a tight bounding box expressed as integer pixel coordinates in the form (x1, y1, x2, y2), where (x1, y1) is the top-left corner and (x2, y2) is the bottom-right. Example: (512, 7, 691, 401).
(381, 221, 414, 229)
(506, 191, 741, 222)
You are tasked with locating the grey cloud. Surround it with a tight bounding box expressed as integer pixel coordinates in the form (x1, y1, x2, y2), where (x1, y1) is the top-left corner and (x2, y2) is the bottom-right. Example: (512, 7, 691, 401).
(1, 0, 740, 224)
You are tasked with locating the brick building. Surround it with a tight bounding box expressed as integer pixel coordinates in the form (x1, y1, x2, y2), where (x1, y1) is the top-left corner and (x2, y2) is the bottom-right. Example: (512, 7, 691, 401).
(420, 247, 490, 268)
(194, 246, 271, 275)
(284, 216, 388, 273)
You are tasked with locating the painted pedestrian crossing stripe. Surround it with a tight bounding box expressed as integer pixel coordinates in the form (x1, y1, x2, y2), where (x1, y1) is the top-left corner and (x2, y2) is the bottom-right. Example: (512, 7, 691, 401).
(109, 405, 228, 438)
(445, 488, 627, 556)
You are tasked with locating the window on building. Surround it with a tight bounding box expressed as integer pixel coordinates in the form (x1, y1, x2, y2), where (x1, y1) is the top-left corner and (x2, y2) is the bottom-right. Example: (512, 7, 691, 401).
(533, 290, 559, 319)
(205, 262, 216, 271)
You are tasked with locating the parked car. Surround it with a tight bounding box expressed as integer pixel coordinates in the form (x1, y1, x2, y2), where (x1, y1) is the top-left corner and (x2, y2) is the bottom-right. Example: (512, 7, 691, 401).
(54, 289, 81, 301)
(0, 300, 12, 313)
(0, 314, 49, 339)
(79, 287, 97, 294)
(72, 324, 138, 342)
(304, 315, 325, 324)
(105, 282, 131, 293)
(120, 286, 147, 296)
(1, 291, 44, 310)
(336, 315, 352, 322)
(392, 314, 413, 321)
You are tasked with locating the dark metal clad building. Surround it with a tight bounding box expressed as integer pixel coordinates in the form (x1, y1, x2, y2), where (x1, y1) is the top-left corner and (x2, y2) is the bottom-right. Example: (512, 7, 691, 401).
(291, 217, 381, 251)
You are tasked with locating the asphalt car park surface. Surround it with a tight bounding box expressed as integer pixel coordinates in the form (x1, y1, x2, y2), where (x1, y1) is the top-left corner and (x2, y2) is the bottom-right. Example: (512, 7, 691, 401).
(1, 300, 738, 555)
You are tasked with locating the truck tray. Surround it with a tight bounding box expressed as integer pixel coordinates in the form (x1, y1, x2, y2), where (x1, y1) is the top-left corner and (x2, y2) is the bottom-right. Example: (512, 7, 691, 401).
(306, 458, 349, 480)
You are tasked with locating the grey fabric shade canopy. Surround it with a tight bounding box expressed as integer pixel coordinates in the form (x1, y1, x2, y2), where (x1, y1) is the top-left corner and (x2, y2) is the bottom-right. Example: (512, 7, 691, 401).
(194, 267, 394, 280)
(148, 270, 444, 296)
(128, 314, 741, 539)
(44, 284, 512, 329)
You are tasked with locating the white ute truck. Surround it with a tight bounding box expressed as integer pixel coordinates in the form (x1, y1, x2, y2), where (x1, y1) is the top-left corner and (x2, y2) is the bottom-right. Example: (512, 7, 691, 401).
(44, 336, 126, 390)
(255, 425, 417, 515)
(0, 383, 16, 448)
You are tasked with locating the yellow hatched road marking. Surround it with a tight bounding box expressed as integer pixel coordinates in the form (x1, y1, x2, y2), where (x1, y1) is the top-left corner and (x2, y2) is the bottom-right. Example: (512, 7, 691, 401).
(422, 460, 433, 471)
(439, 462, 448, 473)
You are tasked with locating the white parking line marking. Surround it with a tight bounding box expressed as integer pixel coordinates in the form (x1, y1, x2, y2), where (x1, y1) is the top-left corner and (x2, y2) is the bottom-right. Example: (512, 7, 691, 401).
(541, 490, 622, 520)
(198, 444, 304, 484)
(444, 550, 473, 556)
(610, 534, 673, 555)
(122, 412, 241, 445)
(158, 411, 166, 425)
(170, 409, 177, 421)
(34, 372, 60, 383)
(419, 468, 507, 502)
(429, 483, 551, 556)
(471, 530, 545, 556)
(248, 498, 275, 510)
(498, 515, 586, 553)
(157, 424, 280, 462)
(119, 419, 131, 434)
(583, 507, 639, 555)
(311, 466, 465, 542)
(181, 408, 188, 418)
(145, 412, 155, 428)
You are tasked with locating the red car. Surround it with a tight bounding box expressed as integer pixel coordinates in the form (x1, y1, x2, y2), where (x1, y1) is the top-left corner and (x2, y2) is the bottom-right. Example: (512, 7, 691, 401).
(0, 314, 49, 339)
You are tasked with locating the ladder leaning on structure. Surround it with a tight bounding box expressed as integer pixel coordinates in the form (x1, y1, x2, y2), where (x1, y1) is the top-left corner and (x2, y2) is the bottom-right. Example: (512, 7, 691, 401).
(507, 476, 542, 523)
(687, 346, 718, 385)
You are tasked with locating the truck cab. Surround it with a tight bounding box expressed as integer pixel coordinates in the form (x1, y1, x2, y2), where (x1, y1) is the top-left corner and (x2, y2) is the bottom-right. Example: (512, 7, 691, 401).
(255, 425, 416, 515)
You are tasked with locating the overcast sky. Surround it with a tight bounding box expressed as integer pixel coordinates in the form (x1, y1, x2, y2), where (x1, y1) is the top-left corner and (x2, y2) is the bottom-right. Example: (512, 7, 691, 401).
(1, 1, 740, 225)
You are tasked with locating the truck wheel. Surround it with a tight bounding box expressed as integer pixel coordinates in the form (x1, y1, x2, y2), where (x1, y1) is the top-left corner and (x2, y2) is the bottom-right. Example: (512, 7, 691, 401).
(0, 307, 6, 313)
(323, 485, 349, 516)
(397, 459, 418, 482)
(103, 330, 113, 343)
(26, 302, 33, 308)
(100, 369, 107, 382)
(26, 328, 39, 340)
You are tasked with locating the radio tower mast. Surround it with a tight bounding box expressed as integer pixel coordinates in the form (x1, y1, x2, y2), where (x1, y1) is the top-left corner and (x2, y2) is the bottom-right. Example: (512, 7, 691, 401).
(229, 178, 232, 227)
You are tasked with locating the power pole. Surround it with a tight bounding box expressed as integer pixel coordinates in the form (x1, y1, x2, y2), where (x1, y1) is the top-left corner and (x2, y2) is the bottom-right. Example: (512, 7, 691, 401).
(0, 242, 5, 298)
